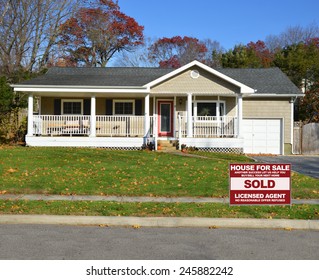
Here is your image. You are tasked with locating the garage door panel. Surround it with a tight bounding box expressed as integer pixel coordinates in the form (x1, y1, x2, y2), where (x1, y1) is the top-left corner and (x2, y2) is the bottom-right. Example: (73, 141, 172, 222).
(267, 140, 280, 146)
(243, 119, 282, 154)
(266, 147, 280, 154)
(252, 126, 266, 133)
(253, 141, 267, 148)
(267, 119, 280, 126)
(267, 133, 280, 140)
(253, 133, 267, 139)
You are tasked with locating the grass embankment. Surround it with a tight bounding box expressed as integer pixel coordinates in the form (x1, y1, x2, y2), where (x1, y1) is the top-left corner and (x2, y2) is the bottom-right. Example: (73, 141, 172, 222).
(0, 147, 318, 219)
(0, 200, 318, 220)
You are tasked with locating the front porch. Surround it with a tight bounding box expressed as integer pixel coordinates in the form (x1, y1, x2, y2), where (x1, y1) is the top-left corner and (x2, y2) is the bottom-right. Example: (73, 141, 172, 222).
(26, 114, 243, 152)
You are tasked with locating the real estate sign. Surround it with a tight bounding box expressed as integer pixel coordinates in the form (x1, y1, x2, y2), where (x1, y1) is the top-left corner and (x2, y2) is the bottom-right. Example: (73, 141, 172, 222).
(229, 163, 291, 205)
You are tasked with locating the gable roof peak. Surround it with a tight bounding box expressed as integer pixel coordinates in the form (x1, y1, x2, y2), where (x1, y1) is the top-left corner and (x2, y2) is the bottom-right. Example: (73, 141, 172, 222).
(146, 60, 256, 94)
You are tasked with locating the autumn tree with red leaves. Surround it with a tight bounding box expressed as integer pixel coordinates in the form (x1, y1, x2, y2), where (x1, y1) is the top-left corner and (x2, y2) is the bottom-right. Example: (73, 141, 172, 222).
(148, 36, 208, 68)
(246, 40, 274, 68)
(221, 40, 274, 68)
(58, 0, 144, 67)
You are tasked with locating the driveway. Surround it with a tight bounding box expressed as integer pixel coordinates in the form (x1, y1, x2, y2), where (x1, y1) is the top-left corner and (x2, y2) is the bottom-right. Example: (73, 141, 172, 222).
(251, 156, 319, 179)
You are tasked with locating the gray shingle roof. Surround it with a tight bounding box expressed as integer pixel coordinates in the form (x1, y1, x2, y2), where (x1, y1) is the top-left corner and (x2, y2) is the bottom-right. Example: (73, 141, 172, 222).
(18, 66, 302, 95)
(218, 68, 302, 95)
(19, 67, 173, 87)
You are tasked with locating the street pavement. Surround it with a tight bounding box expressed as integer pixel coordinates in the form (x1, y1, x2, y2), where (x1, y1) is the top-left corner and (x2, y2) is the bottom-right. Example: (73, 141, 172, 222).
(1, 224, 318, 259)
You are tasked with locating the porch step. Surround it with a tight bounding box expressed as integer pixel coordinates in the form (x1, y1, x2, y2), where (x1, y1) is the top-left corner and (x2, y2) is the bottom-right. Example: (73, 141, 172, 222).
(157, 140, 178, 151)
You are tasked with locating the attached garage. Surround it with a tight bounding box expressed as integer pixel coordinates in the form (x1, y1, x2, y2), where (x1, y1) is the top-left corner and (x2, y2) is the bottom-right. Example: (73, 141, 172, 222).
(243, 119, 283, 154)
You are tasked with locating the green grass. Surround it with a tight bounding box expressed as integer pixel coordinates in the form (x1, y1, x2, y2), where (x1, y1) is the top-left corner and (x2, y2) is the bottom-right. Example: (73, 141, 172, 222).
(0, 200, 318, 220)
(0, 147, 318, 199)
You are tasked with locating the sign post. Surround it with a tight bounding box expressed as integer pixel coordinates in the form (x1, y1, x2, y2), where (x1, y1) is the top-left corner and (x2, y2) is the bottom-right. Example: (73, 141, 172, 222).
(229, 163, 291, 206)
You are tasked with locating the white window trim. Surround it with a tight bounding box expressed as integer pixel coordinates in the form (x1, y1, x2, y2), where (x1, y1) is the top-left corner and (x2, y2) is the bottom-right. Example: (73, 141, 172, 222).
(113, 99, 135, 115)
(193, 100, 226, 119)
(61, 99, 83, 115)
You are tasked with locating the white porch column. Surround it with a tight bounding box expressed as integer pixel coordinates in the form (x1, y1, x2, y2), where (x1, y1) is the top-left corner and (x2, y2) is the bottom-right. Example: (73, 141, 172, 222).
(187, 93, 193, 137)
(27, 93, 34, 136)
(144, 94, 150, 137)
(90, 95, 96, 137)
(237, 94, 243, 138)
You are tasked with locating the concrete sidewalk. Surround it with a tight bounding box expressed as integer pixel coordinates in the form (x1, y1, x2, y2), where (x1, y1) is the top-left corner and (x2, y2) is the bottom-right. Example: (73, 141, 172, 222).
(0, 214, 318, 230)
(1, 194, 319, 205)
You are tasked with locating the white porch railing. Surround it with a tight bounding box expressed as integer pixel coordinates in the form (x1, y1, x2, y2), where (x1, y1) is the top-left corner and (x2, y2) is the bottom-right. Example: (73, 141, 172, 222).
(178, 116, 238, 138)
(33, 115, 91, 136)
(33, 115, 146, 137)
(32, 115, 237, 138)
(96, 116, 144, 137)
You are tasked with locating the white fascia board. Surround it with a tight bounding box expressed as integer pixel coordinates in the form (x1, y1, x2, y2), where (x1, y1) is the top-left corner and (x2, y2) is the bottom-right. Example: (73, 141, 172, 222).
(247, 93, 305, 98)
(13, 86, 149, 94)
(144, 60, 255, 94)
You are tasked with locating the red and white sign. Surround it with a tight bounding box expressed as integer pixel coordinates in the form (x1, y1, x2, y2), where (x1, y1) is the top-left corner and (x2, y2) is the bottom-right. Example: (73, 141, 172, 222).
(229, 163, 291, 205)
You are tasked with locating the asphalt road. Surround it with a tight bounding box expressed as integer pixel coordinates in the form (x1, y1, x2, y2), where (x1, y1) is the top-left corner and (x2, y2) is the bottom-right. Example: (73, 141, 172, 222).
(252, 156, 319, 179)
(0, 225, 318, 260)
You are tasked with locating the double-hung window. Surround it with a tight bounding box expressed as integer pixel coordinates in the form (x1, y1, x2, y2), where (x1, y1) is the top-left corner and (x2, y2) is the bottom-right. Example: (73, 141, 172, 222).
(193, 101, 225, 119)
(62, 99, 83, 115)
(113, 100, 135, 115)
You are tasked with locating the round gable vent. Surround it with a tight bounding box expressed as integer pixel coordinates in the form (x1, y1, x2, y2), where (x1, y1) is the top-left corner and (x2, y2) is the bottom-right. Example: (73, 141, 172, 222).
(190, 70, 200, 79)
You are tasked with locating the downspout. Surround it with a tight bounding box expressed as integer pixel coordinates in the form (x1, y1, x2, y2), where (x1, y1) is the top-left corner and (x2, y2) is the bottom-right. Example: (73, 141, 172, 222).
(291, 97, 297, 154)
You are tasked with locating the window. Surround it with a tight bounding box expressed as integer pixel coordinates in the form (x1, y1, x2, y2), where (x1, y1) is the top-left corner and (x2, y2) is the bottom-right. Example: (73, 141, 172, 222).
(193, 101, 225, 118)
(113, 100, 135, 115)
(62, 99, 83, 115)
(197, 102, 216, 116)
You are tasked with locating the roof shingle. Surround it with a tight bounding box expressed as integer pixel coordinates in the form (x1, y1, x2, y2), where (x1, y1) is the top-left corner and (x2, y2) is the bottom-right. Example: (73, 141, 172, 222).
(17, 66, 302, 95)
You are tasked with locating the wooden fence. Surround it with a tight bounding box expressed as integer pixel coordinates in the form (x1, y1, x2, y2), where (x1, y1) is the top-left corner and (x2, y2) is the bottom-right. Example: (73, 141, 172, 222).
(293, 122, 319, 154)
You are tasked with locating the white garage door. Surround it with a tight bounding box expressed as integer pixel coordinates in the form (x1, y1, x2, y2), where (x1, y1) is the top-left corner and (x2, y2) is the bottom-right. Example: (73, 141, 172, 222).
(243, 119, 282, 154)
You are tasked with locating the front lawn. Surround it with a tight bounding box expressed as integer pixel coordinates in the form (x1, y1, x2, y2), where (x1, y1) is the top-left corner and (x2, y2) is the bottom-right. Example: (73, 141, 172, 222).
(0, 147, 318, 199)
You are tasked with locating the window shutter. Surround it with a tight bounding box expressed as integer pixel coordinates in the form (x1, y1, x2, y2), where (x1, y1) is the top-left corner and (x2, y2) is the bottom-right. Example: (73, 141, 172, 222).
(83, 99, 91, 115)
(106, 99, 113, 115)
(135, 99, 142, 115)
(54, 99, 61, 115)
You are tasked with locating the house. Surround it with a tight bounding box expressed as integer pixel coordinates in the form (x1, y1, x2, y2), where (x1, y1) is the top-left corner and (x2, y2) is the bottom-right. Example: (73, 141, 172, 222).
(12, 60, 303, 154)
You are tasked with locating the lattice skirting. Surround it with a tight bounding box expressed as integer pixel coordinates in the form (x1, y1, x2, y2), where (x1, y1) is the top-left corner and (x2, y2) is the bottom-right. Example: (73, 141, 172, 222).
(97, 146, 142, 151)
(197, 147, 243, 153)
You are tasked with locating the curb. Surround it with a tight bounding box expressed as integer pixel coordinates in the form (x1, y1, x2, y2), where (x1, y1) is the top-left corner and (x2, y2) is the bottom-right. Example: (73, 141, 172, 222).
(0, 215, 318, 230)
(1, 194, 319, 204)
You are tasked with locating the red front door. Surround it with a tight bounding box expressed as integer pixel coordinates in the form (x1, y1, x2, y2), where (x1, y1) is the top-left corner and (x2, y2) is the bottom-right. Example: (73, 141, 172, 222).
(158, 101, 174, 137)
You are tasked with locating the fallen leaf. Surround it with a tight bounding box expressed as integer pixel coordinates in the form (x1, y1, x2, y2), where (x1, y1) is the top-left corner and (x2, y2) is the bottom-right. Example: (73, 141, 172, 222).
(132, 225, 141, 229)
(7, 168, 18, 173)
(209, 225, 218, 229)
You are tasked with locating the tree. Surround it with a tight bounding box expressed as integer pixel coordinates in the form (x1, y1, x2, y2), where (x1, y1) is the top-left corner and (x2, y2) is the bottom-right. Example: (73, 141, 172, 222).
(58, 0, 144, 67)
(274, 39, 319, 87)
(246, 40, 274, 68)
(0, 0, 75, 75)
(113, 37, 158, 67)
(299, 82, 319, 123)
(221, 41, 273, 68)
(203, 39, 224, 68)
(266, 23, 319, 52)
(148, 36, 208, 68)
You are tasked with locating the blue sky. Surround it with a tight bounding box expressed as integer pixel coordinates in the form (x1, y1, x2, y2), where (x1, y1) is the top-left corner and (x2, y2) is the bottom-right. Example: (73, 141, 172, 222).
(118, 0, 319, 50)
